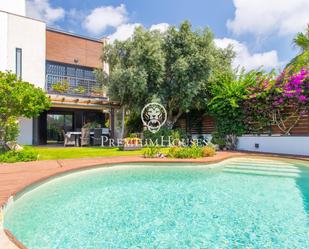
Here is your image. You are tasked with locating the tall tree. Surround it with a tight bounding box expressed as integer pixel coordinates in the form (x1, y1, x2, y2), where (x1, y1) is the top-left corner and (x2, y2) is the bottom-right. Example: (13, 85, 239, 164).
(98, 21, 234, 128)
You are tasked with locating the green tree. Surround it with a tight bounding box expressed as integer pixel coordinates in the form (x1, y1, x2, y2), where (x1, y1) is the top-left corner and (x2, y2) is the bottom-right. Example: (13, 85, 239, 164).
(285, 25, 309, 74)
(0, 71, 51, 149)
(293, 24, 309, 52)
(98, 21, 234, 128)
(98, 26, 164, 113)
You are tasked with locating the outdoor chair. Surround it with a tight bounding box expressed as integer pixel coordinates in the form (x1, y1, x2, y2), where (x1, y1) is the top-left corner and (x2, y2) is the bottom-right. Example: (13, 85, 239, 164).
(62, 130, 76, 147)
(92, 128, 102, 146)
(80, 128, 90, 147)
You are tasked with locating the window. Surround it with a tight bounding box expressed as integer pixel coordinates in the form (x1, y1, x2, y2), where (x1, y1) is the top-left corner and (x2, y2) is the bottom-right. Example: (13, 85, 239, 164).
(15, 48, 22, 79)
(46, 61, 95, 80)
(47, 112, 74, 143)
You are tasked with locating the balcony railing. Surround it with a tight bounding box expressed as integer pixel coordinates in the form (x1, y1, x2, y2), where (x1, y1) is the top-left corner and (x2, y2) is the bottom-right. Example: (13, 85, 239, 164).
(46, 74, 107, 99)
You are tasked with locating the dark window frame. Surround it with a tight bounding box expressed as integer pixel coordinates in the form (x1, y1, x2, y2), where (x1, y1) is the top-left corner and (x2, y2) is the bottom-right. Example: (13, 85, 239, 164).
(46, 61, 96, 80)
(15, 48, 22, 79)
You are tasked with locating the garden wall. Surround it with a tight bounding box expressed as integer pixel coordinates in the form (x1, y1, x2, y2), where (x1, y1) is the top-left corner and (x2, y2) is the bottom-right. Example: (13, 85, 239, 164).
(237, 136, 309, 156)
(181, 112, 309, 136)
(178, 112, 309, 156)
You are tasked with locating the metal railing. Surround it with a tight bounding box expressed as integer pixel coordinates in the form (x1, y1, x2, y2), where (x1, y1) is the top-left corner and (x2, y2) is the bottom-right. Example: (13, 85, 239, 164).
(46, 74, 106, 99)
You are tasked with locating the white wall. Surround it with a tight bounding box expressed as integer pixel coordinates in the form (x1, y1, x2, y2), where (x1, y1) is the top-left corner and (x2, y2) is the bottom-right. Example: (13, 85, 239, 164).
(17, 118, 33, 145)
(0, 12, 8, 71)
(0, 0, 26, 16)
(0, 11, 46, 144)
(6, 13, 46, 88)
(237, 136, 309, 156)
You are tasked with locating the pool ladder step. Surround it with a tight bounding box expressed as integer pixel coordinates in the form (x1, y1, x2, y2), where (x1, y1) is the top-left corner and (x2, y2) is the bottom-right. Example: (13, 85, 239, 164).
(223, 160, 300, 178)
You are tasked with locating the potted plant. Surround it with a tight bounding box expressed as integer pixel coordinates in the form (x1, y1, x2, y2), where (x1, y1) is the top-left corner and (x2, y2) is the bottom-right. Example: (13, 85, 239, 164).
(90, 86, 105, 97)
(73, 86, 86, 95)
(51, 80, 70, 94)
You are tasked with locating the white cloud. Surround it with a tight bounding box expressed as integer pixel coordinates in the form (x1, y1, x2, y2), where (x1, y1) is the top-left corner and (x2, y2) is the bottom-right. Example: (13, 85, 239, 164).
(83, 4, 128, 35)
(227, 0, 309, 36)
(26, 0, 65, 24)
(67, 8, 84, 21)
(108, 22, 170, 43)
(215, 38, 280, 70)
(108, 23, 142, 43)
(150, 23, 170, 33)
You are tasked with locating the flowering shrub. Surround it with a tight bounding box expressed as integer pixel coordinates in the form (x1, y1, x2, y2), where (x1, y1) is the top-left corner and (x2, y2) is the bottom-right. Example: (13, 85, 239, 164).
(202, 146, 216, 157)
(143, 145, 161, 158)
(282, 68, 308, 104)
(167, 145, 203, 159)
(124, 137, 142, 146)
(244, 67, 309, 134)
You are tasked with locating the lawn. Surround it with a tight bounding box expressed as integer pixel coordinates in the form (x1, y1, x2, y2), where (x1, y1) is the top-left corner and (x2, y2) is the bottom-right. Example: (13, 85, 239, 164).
(31, 147, 170, 161)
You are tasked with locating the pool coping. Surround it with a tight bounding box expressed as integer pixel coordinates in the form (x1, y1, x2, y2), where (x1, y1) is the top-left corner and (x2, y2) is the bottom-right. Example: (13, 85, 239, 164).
(1, 152, 309, 249)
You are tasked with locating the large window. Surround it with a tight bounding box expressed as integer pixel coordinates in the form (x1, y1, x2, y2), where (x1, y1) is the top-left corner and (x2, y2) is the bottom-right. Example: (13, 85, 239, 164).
(46, 61, 96, 81)
(47, 113, 73, 144)
(15, 48, 22, 79)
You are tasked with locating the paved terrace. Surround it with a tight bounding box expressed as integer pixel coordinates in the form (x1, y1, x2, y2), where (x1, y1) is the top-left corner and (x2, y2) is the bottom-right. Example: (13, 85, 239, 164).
(1, 152, 309, 249)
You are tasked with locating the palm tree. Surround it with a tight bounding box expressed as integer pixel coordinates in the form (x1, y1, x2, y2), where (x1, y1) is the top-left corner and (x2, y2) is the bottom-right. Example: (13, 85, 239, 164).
(293, 24, 309, 52)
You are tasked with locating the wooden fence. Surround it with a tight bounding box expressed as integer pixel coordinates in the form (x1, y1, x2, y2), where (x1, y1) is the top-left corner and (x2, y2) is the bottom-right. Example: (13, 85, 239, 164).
(176, 111, 309, 136)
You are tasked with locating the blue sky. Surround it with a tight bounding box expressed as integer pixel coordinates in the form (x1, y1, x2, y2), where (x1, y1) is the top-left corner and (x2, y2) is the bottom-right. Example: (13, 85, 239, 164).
(26, 0, 309, 70)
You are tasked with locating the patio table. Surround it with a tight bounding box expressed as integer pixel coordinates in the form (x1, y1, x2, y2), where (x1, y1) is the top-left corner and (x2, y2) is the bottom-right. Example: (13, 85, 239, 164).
(67, 129, 110, 146)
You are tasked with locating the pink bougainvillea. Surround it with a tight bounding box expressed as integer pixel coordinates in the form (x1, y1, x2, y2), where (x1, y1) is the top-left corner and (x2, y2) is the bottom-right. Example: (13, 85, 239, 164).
(244, 67, 309, 134)
(282, 68, 309, 103)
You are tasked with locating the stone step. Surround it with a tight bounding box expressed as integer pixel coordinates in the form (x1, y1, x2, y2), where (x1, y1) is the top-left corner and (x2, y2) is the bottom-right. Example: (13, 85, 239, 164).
(223, 168, 299, 178)
(227, 158, 294, 166)
(225, 165, 300, 173)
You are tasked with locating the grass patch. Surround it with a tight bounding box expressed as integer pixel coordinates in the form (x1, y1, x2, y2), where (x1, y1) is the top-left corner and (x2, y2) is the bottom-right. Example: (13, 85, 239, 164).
(30, 146, 170, 161)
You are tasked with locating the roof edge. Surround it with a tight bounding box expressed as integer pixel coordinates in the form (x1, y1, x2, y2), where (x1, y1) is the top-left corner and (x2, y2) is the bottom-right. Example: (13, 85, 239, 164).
(0, 9, 45, 24)
(47, 27, 106, 43)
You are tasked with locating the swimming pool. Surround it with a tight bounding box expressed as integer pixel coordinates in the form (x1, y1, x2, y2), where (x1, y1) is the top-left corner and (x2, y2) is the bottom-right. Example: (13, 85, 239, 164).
(3, 158, 309, 249)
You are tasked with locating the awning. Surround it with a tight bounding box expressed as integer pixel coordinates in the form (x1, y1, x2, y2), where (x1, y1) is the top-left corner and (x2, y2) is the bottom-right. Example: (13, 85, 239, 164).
(48, 94, 120, 110)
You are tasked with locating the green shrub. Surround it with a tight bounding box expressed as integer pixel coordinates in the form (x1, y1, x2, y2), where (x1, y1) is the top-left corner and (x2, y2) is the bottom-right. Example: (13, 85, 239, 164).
(0, 148, 38, 163)
(51, 80, 70, 93)
(143, 146, 161, 158)
(72, 86, 86, 94)
(167, 146, 181, 158)
(202, 146, 216, 157)
(285, 51, 309, 72)
(211, 132, 226, 150)
(143, 126, 172, 146)
(125, 112, 143, 134)
(143, 127, 187, 146)
(167, 145, 203, 159)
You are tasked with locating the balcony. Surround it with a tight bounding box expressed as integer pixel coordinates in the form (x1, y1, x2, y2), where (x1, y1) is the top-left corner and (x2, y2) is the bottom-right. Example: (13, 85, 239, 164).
(46, 74, 107, 99)
(45, 60, 107, 99)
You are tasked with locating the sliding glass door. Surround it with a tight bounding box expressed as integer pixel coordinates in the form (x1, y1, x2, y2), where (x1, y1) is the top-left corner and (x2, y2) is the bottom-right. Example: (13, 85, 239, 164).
(47, 113, 73, 144)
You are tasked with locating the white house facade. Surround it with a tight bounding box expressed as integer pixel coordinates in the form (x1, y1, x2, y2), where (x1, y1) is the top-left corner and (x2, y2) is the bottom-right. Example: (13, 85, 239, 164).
(0, 0, 120, 145)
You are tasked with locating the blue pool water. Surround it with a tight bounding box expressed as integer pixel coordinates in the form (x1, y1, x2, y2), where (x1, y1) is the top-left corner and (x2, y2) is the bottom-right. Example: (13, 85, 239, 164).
(4, 158, 309, 249)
